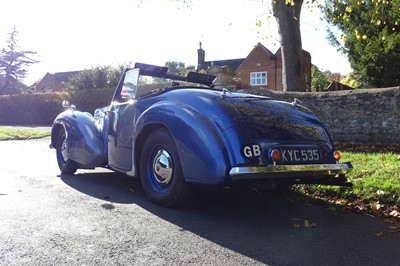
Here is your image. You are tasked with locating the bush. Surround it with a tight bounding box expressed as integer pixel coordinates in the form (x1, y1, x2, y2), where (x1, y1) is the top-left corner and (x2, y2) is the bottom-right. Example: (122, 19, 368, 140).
(0, 92, 67, 125)
(65, 65, 126, 91)
(0, 88, 115, 126)
(68, 87, 115, 113)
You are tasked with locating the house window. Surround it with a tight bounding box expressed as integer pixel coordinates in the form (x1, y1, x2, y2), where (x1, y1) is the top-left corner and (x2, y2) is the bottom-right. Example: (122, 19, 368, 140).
(250, 72, 267, 86)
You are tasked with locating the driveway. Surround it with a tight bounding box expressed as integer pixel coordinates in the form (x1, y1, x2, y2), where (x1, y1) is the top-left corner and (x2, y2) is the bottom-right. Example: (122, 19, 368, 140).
(0, 138, 399, 265)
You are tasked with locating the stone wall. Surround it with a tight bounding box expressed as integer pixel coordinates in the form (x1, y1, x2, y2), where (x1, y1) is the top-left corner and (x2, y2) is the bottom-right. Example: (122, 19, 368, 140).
(238, 86, 400, 145)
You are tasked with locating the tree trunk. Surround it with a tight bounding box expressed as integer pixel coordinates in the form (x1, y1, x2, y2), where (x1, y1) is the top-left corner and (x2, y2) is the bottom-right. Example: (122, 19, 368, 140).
(273, 0, 306, 92)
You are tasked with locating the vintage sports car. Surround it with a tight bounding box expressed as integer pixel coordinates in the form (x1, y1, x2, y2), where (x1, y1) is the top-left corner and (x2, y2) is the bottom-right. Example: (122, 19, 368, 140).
(50, 63, 352, 207)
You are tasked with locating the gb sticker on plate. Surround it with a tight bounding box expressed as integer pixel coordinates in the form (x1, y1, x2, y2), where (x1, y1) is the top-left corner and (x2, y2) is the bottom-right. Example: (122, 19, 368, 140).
(242, 144, 262, 158)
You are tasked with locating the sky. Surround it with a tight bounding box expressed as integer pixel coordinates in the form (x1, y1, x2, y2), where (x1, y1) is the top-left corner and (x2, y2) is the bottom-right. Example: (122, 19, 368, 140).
(0, 0, 352, 86)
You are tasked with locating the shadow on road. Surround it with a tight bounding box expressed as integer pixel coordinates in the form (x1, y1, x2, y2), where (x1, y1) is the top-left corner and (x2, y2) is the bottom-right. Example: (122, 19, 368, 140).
(60, 171, 145, 205)
(60, 171, 400, 266)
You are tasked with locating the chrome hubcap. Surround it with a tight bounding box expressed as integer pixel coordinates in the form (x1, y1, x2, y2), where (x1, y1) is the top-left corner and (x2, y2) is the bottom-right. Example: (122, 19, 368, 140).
(152, 149, 173, 185)
(61, 138, 68, 162)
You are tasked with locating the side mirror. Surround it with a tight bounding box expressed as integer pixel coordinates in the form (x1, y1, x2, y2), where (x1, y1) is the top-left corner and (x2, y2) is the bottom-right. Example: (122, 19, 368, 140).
(120, 69, 139, 99)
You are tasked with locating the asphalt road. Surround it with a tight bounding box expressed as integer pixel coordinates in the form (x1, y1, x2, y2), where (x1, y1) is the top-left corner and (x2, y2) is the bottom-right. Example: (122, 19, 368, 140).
(1, 138, 400, 266)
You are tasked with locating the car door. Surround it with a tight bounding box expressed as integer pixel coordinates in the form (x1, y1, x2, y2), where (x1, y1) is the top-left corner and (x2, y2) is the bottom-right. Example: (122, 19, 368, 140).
(107, 69, 139, 172)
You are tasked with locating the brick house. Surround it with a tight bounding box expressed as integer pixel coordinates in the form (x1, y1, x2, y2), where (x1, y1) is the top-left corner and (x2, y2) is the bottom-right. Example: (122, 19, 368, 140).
(197, 42, 312, 91)
(34, 71, 81, 92)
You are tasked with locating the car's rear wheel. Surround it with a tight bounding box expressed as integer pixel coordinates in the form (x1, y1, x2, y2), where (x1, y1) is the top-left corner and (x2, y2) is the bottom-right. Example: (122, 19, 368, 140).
(140, 129, 189, 207)
(55, 129, 78, 175)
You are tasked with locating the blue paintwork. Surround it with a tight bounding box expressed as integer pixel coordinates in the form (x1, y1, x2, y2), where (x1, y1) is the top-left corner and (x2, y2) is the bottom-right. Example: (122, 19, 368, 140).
(133, 92, 231, 184)
(51, 110, 106, 169)
(51, 65, 351, 187)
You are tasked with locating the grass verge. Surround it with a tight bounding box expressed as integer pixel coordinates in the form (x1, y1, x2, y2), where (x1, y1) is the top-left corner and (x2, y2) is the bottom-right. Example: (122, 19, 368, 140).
(294, 149, 400, 223)
(0, 127, 51, 140)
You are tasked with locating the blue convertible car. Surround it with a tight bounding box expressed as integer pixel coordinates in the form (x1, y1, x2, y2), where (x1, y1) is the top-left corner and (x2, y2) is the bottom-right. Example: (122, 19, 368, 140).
(50, 63, 352, 206)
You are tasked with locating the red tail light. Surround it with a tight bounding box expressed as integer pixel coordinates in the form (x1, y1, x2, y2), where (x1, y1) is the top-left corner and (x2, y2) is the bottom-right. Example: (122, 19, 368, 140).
(334, 151, 341, 161)
(271, 149, 281, 162)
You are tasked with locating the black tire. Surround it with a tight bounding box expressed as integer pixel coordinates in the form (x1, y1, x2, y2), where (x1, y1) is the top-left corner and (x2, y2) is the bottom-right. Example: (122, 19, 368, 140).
(55, 129, 78, 175)
(140, 129, 189, 207)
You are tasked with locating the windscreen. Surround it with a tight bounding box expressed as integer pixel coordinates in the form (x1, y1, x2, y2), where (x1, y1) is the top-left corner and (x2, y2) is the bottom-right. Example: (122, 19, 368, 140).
(136, 76, 211, 98)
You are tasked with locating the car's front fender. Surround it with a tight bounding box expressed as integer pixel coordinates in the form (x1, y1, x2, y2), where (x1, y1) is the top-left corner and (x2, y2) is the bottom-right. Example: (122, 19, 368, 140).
(134, 102, 231, 185)
(51, 110, 106, 168)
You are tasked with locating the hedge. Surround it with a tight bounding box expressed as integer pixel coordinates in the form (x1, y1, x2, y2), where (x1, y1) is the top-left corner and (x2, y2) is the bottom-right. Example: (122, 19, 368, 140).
(68, 87, 115, 114)
(0, 88, 115, 126)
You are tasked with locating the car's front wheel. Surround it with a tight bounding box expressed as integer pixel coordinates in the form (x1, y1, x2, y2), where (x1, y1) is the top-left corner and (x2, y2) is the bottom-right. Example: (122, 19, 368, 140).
(55, 129, 78, 175)
(140, 129, 189, 207)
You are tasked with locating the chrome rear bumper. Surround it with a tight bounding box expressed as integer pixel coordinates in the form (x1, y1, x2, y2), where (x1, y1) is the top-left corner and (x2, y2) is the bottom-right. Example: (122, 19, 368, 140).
(229, 162, 353, 181)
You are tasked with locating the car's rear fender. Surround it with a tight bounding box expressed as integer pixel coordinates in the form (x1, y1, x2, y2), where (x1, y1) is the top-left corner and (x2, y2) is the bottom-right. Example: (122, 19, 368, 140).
(51, 110, 106, 168)
(134, 102, 231, 185)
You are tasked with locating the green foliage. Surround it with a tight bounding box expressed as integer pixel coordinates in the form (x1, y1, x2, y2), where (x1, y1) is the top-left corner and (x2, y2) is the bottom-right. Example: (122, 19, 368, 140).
(324, 0, 400, 88)
(311, 65, 330, 91)
(340, 72, 359, 88)
(65, 65, 127, 91)
(63, 64, 130, 113)
(0, 92, 66, 125)
(0, 28, 39, 95)
(0, 64, 125, 126)
(295, 151, 400, 205)
(0, 88, 115, 125)
(0, 127, 50, 140)
(68, 87, 115, 114)
(164, 61, 195, 75)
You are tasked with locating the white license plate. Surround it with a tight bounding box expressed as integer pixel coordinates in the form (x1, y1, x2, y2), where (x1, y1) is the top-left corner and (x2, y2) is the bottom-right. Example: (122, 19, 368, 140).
(281, 149, 321, 162)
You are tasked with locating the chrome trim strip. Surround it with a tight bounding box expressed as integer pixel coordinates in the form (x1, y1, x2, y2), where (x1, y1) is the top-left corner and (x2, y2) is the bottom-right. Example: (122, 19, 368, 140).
(229, 163, 353, 179)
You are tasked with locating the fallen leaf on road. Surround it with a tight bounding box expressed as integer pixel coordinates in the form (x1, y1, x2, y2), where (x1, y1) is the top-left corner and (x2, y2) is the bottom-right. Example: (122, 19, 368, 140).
(304, 220, 318, 228)
(385, 219, 394, 224)
(335, 199, 347, 205)
(376, 189, 385, 196)
(373, 232, 383, 237)
(371, 202, 383, 212)
(292, 223, 301, 228)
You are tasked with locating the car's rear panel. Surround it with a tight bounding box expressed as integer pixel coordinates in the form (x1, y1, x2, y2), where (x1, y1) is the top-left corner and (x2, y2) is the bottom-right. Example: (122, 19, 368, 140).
(215, 93, 352, 186)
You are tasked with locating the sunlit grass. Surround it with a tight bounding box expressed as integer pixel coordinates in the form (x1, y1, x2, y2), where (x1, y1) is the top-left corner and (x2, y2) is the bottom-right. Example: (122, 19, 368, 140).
(0, 127, 50, 140)
(295, 151, 400, 205)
